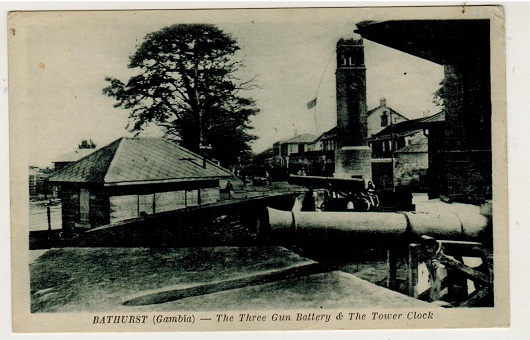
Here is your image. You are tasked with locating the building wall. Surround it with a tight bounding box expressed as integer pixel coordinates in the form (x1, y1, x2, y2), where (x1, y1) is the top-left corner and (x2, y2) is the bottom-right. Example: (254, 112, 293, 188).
(287, 143, 300, 155)
(58, 180, 222, 228)
(425, 123, 446, 198)
(443, 63, 492, 201)
(109, 187, 221, 224)
(59, 186, 80, 229)
(370, 131, 428, 191)
(89, 188, 111, 227)
(445, 150, 492, 202)
(58, 184, 110, 229)
(370, 131, 424, 159)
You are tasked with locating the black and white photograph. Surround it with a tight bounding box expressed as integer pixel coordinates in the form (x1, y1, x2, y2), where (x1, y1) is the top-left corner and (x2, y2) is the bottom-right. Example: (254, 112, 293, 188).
(8, 5, 509, 333)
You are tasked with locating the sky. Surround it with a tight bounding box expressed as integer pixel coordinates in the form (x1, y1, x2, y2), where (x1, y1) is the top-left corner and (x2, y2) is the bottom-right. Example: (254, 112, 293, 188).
(14, 9, 444, 168)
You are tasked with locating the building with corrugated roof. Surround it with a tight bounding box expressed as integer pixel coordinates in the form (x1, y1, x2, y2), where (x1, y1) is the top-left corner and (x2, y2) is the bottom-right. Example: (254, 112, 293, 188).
(48, 137, 233, 230)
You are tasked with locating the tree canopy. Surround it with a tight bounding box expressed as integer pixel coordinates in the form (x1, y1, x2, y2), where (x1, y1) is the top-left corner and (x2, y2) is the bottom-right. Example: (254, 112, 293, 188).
(433, 69, 462, 112)
(103, 24, 259, 167)
(78, 139, 96, 149)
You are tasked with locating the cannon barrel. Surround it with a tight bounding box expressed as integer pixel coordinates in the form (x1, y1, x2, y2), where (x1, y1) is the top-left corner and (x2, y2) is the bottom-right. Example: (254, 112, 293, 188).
(288, 175, 365, 191)
(262, 208, 490, 242)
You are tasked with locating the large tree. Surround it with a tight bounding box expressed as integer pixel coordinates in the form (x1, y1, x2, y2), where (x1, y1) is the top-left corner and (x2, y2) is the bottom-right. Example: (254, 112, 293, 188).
(103, 24, 258, 166)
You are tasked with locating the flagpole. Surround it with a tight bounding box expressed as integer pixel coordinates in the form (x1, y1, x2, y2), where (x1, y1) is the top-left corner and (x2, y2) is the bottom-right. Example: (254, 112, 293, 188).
(308, 49, 335, 135)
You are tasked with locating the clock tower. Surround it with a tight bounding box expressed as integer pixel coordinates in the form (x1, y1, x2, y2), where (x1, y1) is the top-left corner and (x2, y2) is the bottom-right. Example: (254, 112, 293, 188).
(334, 38, 371, 180)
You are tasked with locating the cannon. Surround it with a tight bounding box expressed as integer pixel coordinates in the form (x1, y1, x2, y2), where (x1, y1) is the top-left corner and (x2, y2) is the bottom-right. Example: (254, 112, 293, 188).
(288, 175, 366, 191)
(258, 206, 493, 307)
(260, 207, 490, 242)
(288, 175, 415, 211)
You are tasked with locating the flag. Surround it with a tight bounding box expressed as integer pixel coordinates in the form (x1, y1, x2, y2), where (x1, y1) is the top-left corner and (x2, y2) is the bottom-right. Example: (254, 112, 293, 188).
(307, 98, 317, 110)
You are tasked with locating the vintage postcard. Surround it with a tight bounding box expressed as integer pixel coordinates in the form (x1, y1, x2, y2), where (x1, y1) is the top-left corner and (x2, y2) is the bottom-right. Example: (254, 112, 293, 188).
(9, 5, 508, 333)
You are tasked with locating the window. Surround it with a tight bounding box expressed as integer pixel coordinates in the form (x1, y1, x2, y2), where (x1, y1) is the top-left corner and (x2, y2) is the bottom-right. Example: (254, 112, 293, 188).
(138, 194, 154, 215)
(79, 188, 90, 223)
(397, 138, 406, 149)
(381, 114, 388, 127)
(298, 144, 305, 154)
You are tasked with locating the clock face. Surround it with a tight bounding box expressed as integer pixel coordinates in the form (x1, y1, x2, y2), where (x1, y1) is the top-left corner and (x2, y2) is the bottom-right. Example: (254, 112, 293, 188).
(349, 76, 365, 91)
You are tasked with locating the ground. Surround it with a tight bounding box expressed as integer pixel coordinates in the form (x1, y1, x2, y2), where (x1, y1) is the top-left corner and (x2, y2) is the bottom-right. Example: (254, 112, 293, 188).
(30, 246, 431, 313)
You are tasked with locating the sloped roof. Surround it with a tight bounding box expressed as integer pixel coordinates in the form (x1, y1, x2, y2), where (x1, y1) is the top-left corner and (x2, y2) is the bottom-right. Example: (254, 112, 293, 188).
(53, 148, 97, 163)
(368, 118, 425, 142)
(48, 138, 232, 185)
(420, 111, 445, 124)
(282, 134, 317, 144)
(315, 127, 338, 141)
(29, 167, 50, 177)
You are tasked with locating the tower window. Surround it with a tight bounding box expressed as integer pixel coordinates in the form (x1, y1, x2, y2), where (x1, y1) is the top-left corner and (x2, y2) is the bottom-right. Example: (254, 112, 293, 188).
(341, 53, 348, 66)
(381, 114, 388, 127)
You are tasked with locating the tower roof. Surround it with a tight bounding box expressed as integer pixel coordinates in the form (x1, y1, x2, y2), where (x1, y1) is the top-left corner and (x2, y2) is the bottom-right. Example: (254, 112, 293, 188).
(337, 38, 363, 46)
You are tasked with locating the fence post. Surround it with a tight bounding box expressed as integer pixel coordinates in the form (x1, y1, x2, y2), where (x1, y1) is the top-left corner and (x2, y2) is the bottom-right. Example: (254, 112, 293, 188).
(386, 248, 398, 290)
(47, 200, 52, 231)
(408, 243, 420, 298)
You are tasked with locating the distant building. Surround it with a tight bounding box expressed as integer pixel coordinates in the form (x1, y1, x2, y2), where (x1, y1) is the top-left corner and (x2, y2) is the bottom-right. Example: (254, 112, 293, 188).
(262, 38, 419, 184)
(28, 166, 52, 197)
(367, 98, 409, 137)
(307, 127, 339, 176)
(48, 137, 233, 230)
(368, 116, 435, 191)
(272, 134, 316, 174)
(265, 98, 412, 179)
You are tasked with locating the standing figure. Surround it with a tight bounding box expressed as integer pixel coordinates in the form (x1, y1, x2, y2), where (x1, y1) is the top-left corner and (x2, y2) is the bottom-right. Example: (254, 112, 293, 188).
(301, 189, 316, 211)
(366, 181, 380, 207)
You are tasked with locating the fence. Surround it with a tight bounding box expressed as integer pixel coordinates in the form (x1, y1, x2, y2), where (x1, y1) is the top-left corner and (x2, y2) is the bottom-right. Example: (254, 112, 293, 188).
(29, 200, 62, 231)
